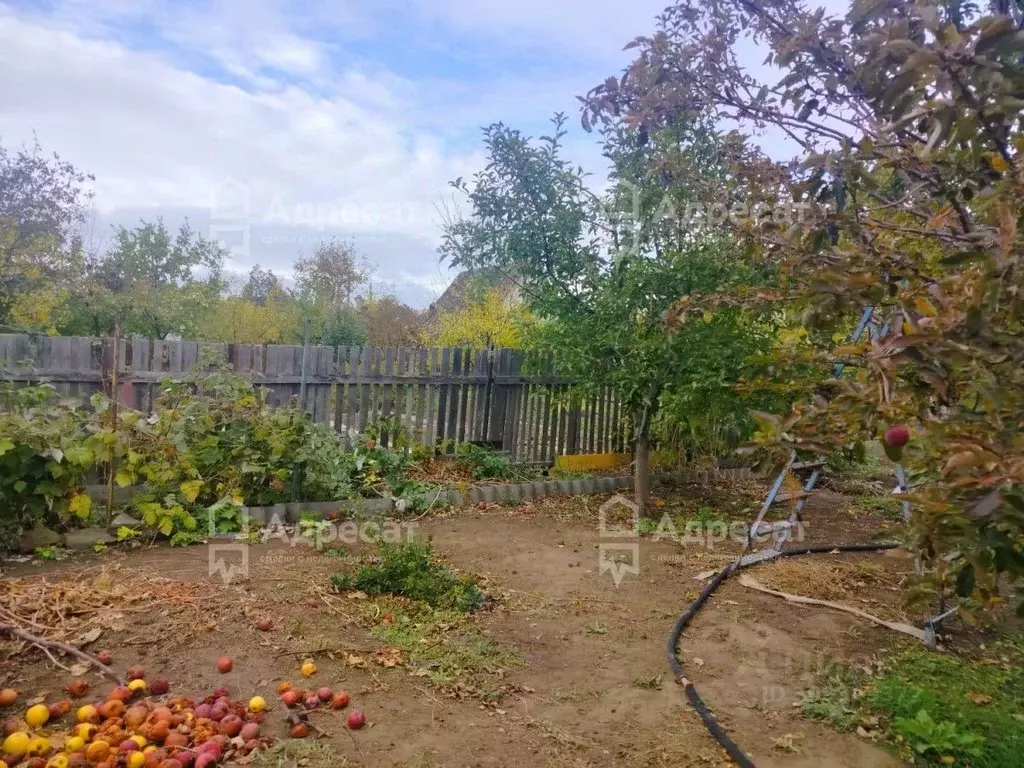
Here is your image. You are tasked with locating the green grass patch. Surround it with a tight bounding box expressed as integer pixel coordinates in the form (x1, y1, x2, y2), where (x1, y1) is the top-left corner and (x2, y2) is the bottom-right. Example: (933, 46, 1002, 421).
(851, 494, 904, 521)
(866, 641, 1023, 767)
(549, 468, 595, 480)
(369, 599, 523, 691)
(331, 539, 485, 612)
(801, 640, 1024, 767)
(255, 741, 355, 768)
(800, 664, 864, 732)
(331, 539, 521, 697)
(637, 505, 731, 537)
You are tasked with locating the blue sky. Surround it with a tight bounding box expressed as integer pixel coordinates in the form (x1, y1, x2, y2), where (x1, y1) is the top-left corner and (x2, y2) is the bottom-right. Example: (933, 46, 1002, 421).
(0, 0, 678, 305)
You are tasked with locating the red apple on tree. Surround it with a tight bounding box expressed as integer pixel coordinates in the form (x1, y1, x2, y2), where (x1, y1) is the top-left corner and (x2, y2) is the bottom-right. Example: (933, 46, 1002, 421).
(883, 425, 910, 461)
(884, 425, 910, 447)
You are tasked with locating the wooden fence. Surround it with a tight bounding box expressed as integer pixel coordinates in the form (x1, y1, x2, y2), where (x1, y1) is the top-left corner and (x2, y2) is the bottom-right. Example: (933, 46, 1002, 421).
(0, 334, 629, 463)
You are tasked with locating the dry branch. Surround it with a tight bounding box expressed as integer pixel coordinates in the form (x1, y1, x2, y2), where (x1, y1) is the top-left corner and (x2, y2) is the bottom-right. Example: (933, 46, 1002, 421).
(737, 574, 927, 642)
(0, 623, 126, 684)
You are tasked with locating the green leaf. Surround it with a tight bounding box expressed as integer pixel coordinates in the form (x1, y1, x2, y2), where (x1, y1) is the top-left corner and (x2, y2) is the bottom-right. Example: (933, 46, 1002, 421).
(0, 439, 14, 457)
(180, 480, 203, 503)
(69, 492, 92, 519)
(64, 444, 94, 467)
(115, 470, 134, 488)
(158, 518, 174, 536)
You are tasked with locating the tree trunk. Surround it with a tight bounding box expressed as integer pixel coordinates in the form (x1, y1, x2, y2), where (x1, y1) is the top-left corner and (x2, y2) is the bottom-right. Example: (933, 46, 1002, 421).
(634, 414, 652, 518)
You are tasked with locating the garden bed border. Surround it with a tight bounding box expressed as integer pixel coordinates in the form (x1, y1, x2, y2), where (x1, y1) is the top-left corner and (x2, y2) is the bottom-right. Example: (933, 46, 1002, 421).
(238, 466, 758, 522)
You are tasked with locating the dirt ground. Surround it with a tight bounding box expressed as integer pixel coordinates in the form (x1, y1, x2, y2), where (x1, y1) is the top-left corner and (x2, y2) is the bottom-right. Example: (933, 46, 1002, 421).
(1, 483, 921, 768)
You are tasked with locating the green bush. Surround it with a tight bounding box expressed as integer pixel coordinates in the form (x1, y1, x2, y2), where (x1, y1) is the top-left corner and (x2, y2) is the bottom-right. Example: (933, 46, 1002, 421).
(117, 365, 362, 535)
(456, 443, 513, 480)
(331, 539, 485, 612)
(0, 382, 106, 541)
(864, 643, 1023, 768)
(0, 365, 434, 546)
(892, 710, 985, 762)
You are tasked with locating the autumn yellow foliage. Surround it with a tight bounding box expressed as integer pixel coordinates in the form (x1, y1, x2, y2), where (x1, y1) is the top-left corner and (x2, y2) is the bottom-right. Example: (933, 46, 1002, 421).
(198, 296, 303, 344)
(430, 288, 532, 348)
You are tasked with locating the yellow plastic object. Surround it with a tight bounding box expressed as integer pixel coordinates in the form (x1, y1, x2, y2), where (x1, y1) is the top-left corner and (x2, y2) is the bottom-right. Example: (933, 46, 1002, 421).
(554, 453, 630, 472)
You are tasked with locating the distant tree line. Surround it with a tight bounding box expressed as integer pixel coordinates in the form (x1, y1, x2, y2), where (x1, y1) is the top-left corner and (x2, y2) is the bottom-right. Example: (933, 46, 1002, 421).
(0, 140, 471, 348)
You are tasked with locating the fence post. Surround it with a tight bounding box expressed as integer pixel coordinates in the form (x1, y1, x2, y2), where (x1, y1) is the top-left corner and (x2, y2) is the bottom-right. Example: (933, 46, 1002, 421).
(434, 347, 450, 451)
(487, 349, 509, 448)
(298, 317, 311, 414)
(446, 347, 463, 449)
(567, 392, 581, 455)
(502, 350, 523, 456)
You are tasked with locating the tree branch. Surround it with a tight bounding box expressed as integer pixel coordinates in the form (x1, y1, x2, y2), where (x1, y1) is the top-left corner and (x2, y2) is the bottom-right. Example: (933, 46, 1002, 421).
(0, 624, 126, 685)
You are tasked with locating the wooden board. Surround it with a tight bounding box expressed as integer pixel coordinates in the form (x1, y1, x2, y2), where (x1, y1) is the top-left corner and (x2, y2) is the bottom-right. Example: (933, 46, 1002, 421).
(0, 335, 624, 460)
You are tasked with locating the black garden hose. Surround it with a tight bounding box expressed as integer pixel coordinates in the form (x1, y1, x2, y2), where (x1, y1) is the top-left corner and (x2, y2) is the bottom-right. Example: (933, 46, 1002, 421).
(667, 542, 901, 768)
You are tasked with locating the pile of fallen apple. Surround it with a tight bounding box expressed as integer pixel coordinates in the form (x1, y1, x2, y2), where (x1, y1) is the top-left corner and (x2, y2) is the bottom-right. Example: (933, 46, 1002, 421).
(1, 652, 366, 767)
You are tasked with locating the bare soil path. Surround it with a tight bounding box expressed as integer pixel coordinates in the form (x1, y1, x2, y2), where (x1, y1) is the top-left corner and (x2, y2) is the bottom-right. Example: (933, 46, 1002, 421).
(1, 486, 913, 767)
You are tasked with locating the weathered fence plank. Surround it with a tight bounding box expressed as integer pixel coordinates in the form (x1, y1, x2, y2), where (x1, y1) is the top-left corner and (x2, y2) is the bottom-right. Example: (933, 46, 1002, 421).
(0, 334, 628, 459)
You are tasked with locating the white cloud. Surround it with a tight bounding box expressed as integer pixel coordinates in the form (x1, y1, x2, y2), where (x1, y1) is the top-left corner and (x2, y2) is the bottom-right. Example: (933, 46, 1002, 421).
(410, 0, 669, 60)
(0, 8, 481, 246)
(0, 0, 679, 307)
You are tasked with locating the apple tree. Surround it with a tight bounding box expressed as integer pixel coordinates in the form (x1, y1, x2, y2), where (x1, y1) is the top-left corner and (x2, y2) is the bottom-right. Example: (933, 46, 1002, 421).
(583, 0, 1024, 612)
(442, 115, 775, 514)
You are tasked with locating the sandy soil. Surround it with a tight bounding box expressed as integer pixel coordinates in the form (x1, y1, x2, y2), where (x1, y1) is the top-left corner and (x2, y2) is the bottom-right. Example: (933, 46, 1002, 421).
(1, 485, 915, 767)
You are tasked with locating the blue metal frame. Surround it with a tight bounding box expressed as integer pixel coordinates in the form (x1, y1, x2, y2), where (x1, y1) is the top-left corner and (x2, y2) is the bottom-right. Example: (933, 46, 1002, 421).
(760, 306, 877, 551)
(739, 303, 956, 644)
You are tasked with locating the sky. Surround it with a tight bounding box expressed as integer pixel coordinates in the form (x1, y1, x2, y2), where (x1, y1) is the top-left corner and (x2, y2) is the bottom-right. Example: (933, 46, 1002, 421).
(0, 0, 678, 307)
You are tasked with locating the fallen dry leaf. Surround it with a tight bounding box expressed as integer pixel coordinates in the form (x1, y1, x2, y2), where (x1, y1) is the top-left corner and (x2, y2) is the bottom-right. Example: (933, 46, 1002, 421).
(771, 732, 805, 753)
(375, 646, 404, 668)
(72, 627, 103, 647)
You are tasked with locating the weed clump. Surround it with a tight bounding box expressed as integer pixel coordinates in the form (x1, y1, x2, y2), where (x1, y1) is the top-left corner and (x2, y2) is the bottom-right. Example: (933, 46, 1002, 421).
(331, 539, 485, 612)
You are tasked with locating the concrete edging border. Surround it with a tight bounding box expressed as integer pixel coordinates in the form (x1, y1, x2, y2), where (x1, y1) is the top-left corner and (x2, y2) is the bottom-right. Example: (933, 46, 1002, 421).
(237, 466, 757, 521)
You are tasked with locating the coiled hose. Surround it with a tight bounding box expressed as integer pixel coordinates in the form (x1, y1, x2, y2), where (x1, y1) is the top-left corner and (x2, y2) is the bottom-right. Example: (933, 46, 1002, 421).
(666, 542, 901, 768)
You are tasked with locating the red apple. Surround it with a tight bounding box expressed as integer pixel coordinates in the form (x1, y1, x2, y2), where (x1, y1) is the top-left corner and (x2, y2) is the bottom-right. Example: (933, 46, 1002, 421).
(215, 657, 232, 674)
(884, 425, 910, 447)
(347, 710, 365, 729)
(218, 714, 243, 737)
